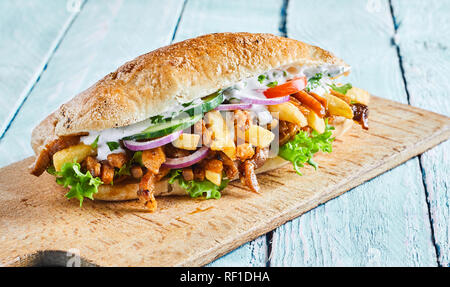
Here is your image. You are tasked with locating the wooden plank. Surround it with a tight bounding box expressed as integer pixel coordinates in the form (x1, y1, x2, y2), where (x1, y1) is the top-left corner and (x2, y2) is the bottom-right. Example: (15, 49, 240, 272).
(0, 0, 84, 137)
(173, 0, 284, 267)
(270, 158, 437, 266)
(391, 0, 450, 266)
(0, 0, 184, 167)
(269, 0, 438, 266)
(0, 96, 448, 267)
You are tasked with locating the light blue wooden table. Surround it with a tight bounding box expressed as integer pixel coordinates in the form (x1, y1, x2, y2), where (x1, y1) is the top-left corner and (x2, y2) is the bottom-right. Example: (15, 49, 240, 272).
(0, 0, 448, 267)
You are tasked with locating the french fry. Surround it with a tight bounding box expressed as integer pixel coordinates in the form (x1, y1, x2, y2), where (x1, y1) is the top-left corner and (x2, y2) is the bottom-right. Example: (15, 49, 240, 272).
(206, 110, 236, 154)
(205, 110, 225, 140)
(53, 144, 96, 171)
(306, 108, 326, 133)
(325, 93, 354, 119)
(210, 139, 235, 150)
(245, 125, 275, 148)
(330, 89, 351, 104)
(205, 159, 223, 186)
(205, 170, 222, 186)
(172, 134, 200, 150)
(205, 110, 233, 142)
(268, 102, 307, 127)
(210, 132, 236, 160)
(346, 87, 371, 105)
(222, 145, 237, 160)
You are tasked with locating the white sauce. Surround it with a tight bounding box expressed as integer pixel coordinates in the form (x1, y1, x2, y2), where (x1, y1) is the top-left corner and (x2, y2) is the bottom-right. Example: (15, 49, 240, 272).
(223, 64, 344, 125)
(81, 64, 347, 160)
(81, 98, 203, 161)
(81, 119, 153, 160)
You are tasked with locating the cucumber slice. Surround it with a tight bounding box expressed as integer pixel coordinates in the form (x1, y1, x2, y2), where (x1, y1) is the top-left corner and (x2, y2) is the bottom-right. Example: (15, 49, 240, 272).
(123, 114, 202, 141)
(185, 90, 224, 116)
(122, 91, 222, 141)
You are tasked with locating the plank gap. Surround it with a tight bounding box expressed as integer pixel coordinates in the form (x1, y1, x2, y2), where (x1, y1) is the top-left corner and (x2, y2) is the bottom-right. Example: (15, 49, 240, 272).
(388, 0, 411, 104)
(278, 0, 289, 37)
(171, 0, 188, 43)
(389, 0, 441, 267)
(418, 154, 442, 266)
(0, 0, 88, 140)
(265, 0, 290, 266)
(265, 231, 273, 267)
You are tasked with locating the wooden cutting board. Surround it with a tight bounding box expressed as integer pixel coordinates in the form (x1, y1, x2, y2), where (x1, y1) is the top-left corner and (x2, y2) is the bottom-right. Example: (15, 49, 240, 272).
(0, 96, 449, 267)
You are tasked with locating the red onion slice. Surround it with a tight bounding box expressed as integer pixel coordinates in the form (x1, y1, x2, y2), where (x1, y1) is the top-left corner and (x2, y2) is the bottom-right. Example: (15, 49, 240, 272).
(163, 146, 209, 169)
(215, 103, 252, 111)
(123, 130, 183, 151)
(240, 94, 290, 105)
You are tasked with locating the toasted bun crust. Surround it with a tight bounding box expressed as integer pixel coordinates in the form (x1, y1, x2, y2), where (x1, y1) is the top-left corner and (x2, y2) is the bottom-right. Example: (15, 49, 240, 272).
(31, 32, 348, 154)
(93, 120, 354, 201)
(31, 113, 58, 155)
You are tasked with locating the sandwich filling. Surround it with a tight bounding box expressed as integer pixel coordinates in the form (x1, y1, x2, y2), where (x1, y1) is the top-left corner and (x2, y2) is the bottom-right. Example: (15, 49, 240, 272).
(31, 65, 370, 211)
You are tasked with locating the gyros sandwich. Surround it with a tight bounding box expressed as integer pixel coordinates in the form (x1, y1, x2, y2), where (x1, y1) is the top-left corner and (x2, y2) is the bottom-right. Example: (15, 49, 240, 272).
(30, 33, 370, 211)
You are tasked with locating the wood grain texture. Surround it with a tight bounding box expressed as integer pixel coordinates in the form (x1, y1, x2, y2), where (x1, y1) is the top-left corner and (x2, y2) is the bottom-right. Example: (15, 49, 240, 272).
(0, 0, 84, 137)
(269, 0, 438, 266)
(270, 158, 437, 266)
(173, 0, 284, 267)
(391, 0, 450, 266)
(0, 0, 184, 167)
(0, 96, 448, 267)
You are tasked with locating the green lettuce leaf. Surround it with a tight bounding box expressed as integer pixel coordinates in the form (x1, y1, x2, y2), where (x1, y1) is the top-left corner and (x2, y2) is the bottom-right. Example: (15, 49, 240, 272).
(54, 162, 103, 206)
(279, 119, 335, 175)
(131, 151, 143, 166)
(106, 141, 120, 151)
(329, 83, 352, 95)
(115, 164, 131, 177)
(168, 170, 228, 199)
(114, 151, 143, 178)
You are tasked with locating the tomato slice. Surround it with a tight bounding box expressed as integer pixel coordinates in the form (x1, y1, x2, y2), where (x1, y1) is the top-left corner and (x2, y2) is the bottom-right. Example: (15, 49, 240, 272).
(263, 77, 307, 98)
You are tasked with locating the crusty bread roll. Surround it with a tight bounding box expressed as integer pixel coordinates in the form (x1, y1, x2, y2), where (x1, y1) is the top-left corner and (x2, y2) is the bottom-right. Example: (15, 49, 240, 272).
(31, 32, 348, 155)
(30, 32, 354, 202)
